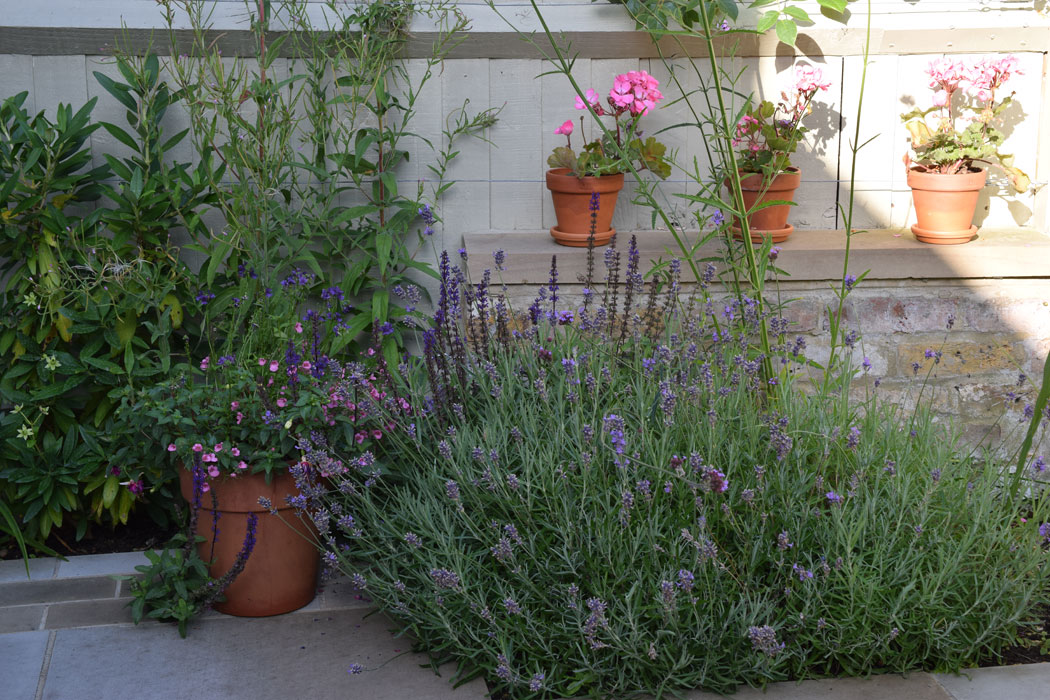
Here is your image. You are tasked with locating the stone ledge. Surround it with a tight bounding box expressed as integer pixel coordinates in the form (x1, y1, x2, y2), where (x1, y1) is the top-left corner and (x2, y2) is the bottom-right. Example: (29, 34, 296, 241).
(462, 229, 1050, 285)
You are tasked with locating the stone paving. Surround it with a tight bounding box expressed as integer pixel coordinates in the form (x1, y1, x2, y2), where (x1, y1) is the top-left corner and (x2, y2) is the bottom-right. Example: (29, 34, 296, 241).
(2, 553, 1049, 700)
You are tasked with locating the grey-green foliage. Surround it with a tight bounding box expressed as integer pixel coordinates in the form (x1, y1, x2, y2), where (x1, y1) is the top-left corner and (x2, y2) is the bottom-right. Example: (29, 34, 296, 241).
(305, 253, 1050, 697)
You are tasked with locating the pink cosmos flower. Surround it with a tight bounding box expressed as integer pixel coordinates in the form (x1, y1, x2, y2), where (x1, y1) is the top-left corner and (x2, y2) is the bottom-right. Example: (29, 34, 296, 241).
(231, 447, 240, 457)
(269, 361, 279, 372)
(277, 398, 288, 408)
(553, 119, 573, 136)
(192, 443, 203, 452)
(167, 443, 177, 452)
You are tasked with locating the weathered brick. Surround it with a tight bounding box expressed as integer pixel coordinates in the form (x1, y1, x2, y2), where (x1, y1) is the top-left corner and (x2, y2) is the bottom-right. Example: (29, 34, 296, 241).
(996, 299, 1050, 337)
(897, 341, 1024, 375)
(951, 382, 1027, 421)
(845, 295, 961, 334)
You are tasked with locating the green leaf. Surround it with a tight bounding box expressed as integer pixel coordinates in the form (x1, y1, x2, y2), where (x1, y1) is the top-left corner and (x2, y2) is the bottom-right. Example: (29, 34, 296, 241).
(100, 122, 139, 152)
(775, 19, 798, 46)
(756, 10, 779, 33)
(92, 72, 137, 112)
(817, 0, 849, 13)
(376, 232, 393, 276)
(784, 6, 812, 22)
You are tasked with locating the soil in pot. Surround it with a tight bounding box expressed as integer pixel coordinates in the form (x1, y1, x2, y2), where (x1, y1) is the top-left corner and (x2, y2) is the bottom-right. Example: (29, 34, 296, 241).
(546, 168, 624, 247)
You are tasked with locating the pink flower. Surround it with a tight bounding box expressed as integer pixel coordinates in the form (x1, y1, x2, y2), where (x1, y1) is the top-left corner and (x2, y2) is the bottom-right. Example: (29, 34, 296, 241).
(931, 89, 949, 107)
(608, 70, 662, 116)
(553, 119, 573, 136)
(207, 465, 220, 478)
(277, 398, 288, 408)
(574, 88, 602, 112)
(201, 482, 210, 493)
(269, 361, 279, 372)
(355, 432, 366, 444)
(202, 453, 217, 463)
(926, 57, 965, 91)
(192, 443, 203, 452)
(258, 358, 267, 366)
(199, 356, 210, 371)
(128, 480, 144, 495)
(213, 443, 223, 452)
(236, 411, 244, 424)
(237, 461, 248, 470)
(294, 322, 303, 333)
(167, 443, 177, 452)
(302, 361, 312, 370)
(231, 447, 240, 457)
(793, 64, 831, 94)
(230, 401, 239, 410)
(372, 429, 383, 439)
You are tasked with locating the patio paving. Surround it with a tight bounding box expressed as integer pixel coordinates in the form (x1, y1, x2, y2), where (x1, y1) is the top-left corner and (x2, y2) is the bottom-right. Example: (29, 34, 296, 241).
(1, 553, 1049, 700)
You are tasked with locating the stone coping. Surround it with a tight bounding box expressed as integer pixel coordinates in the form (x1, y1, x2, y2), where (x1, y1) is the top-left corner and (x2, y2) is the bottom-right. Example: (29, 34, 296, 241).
(462, 228, 1050, 286)
(2, 1, 1047, 57)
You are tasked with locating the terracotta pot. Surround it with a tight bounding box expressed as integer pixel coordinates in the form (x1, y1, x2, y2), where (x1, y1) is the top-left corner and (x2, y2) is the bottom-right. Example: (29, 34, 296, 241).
(179, 468, 319, 617)
(727, 167, 801, 243)
(545, 168, 624, 247)
(907, 167, 986, 245)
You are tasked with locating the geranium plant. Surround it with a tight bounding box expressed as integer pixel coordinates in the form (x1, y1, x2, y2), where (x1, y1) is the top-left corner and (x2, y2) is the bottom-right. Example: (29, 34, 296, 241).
(547, 70, 671, 179)
(901, 55, 1029, 191)
(733, 65, 831, 179)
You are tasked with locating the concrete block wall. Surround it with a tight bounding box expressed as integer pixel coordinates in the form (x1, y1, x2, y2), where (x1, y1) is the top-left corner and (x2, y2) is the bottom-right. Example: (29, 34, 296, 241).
(1, 1, 1048, 247)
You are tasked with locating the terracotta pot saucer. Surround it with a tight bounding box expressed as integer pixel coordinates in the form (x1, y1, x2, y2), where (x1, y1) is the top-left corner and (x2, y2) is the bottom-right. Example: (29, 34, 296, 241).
(550, 226, 617, 247)
(731, 224, 794, 244)
(910, 224, 977, 245)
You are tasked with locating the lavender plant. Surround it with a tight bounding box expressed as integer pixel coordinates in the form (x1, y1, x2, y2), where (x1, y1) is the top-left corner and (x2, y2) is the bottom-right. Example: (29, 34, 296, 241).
(286, 248, 1050, 697)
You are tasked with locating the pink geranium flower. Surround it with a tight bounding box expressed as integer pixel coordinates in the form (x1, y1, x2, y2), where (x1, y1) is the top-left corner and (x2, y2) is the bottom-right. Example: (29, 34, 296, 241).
(553, 119, 573, 136)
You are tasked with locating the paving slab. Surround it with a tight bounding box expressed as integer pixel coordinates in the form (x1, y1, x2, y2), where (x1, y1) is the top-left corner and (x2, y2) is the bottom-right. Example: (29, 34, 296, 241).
(40, 607, 488, 700)
(0, 557, 58, 584)
(317, 574, 374, 610)
(0, 576, 116, 606)
(44, 598, 137, 630)
(0, 604, 45, 633)
(685, 672, 951, 699)
(0, 630, 50, 700)
(54, 552, 152, 579)
(935, 663, 1050, 700)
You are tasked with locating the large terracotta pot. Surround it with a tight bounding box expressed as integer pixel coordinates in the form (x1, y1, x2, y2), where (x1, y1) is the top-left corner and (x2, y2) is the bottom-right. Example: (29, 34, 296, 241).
(728, 167, 801, 243)
(545, 168, 624, 247)
(179, 468, 319, 617)
(907, 167, 986, 244)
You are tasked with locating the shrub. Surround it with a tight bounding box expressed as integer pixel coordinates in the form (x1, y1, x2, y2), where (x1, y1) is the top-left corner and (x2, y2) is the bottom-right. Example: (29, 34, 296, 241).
(294, 244, 1050, 697)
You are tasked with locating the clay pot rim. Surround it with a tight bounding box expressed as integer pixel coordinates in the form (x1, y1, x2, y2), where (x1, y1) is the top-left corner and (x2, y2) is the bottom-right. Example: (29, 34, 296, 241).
(546, 168, 626, 194)
(731, 166, 802, 192)
(906, 166, 987, 191)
